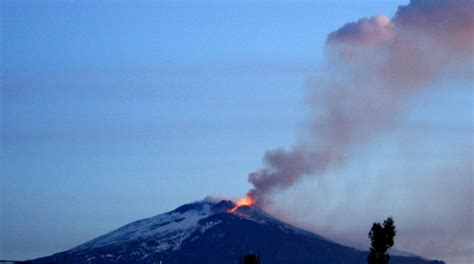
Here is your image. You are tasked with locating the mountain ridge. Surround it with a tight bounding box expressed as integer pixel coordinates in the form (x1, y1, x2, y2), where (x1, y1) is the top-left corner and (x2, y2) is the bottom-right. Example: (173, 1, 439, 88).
(31, 199, 445, 264)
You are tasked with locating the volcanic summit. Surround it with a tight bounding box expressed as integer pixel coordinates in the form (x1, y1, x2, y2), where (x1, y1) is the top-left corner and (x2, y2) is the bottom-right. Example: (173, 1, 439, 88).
(31, 199, 444, 264)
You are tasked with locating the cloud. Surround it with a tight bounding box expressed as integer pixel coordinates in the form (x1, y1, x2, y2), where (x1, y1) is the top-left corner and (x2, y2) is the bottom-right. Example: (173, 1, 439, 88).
(247, 0, 473, 206)
(327, 15, 395, 46)
(244, 0, 473, 261)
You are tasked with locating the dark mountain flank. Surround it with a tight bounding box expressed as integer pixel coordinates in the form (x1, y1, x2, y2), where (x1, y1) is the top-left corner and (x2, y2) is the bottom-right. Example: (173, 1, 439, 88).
(32, 200, 444, 264)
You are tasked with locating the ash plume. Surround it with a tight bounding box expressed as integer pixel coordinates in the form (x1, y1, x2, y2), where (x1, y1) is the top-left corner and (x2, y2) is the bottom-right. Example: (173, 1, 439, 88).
(247, 0, 473, 207)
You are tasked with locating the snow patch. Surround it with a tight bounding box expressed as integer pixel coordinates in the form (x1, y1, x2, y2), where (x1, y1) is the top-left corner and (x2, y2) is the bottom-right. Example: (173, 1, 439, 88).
(73, 203, 219, 252)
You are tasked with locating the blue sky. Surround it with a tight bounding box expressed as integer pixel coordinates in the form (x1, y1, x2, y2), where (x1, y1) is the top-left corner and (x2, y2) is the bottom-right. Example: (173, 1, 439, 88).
(1, 1, 472, 262)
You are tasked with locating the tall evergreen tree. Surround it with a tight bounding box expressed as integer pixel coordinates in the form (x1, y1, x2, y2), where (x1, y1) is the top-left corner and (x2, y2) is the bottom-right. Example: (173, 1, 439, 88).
(368, 217, 396, 264)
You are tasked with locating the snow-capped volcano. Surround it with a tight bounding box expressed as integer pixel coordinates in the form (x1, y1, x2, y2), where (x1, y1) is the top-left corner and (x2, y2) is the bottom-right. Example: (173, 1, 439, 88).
(32, 199, 444, 264)
(70, 199, 324, 258)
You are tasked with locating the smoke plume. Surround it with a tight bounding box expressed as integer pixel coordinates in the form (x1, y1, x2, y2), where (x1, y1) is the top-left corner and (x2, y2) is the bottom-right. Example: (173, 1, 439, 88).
(247, 0, 473, 207)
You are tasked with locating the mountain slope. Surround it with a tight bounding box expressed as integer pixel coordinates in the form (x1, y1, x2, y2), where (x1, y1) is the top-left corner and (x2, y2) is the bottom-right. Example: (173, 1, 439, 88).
(32, 200, 444, 264)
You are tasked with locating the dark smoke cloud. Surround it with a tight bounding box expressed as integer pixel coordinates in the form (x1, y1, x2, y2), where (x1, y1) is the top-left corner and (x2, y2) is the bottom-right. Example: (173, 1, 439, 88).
(247, 0, 473, 207)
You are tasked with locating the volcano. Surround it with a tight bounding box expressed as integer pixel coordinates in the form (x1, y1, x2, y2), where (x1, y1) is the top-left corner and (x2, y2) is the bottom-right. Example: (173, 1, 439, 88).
(31, 199, 444, 264)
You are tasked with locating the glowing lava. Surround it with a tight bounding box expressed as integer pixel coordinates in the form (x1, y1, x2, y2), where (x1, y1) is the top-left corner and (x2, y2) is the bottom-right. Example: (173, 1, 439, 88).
(229, 194, 254, 213)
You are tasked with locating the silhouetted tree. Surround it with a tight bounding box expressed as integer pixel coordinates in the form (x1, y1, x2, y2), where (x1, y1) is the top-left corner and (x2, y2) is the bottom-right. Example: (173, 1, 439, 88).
(368, 217, 396, 264)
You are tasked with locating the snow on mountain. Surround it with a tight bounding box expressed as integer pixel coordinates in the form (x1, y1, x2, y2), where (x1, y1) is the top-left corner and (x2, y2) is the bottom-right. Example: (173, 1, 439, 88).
(71, 199, 326, 255)
(31, 199, 445, 264)
(73, 202, 215, 252)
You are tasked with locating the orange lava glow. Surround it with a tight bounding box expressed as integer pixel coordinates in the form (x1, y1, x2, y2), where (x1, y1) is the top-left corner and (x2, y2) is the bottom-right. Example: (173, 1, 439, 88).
(229, 194, 254, 213)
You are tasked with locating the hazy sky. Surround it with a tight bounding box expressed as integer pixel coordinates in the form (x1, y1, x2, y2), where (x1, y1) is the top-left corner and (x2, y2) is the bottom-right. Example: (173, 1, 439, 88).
(1, 1, 472, 263)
